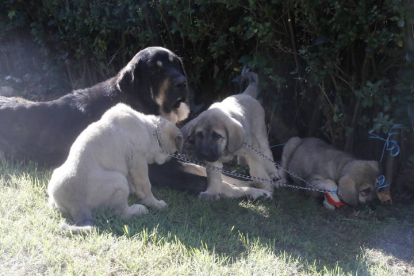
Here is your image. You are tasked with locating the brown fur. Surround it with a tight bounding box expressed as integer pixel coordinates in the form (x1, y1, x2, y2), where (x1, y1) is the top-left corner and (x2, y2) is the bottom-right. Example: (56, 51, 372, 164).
(280, 137, 380, 209)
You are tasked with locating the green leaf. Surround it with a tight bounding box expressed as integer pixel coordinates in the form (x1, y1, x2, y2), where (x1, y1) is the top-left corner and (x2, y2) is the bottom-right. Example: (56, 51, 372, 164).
(354, 90, 363, 97)
(398, 20, 405, 27)
(8, 10, 16, 20)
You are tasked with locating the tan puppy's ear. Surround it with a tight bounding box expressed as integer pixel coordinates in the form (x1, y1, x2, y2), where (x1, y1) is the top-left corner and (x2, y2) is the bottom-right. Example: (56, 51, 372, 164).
(181, 117, 198, 144)
(337, 176, 359, 206)
(225, 118, 245, 153)
(368, 160, 380, 174)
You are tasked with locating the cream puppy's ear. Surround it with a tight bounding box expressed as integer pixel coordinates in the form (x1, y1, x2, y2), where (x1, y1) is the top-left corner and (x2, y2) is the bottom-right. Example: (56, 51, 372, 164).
(166, 123, 184, 153)
(337, 176, 359, 206)
(225, 117, 245, 153)
(175, 132, 184, 153)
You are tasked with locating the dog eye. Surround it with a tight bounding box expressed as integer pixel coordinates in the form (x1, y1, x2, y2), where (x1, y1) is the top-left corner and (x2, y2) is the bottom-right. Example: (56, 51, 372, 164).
(212, 132, 222, 140)
(360, 188, 372, 196)
(196, 131, 203, 138)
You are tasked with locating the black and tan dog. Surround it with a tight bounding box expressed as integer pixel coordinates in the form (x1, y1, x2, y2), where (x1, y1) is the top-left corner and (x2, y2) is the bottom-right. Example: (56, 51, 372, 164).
(0, 47, 189, 166)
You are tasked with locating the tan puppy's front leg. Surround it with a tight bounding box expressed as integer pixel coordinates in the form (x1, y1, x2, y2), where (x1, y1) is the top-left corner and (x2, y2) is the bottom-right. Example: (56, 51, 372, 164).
(199, 162, 223, 200)
(245, 153, 276, 192)
(129, 161, 167, 209)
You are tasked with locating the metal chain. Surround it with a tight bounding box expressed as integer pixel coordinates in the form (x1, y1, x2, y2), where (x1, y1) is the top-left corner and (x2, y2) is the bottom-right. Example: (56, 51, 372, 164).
(241, 143, 334, 193)
(154, 119, 334, 194)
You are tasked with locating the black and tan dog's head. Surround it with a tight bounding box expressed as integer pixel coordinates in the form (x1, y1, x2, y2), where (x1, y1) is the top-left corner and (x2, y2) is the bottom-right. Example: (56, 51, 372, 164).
(182, 108, 245, 163)
(338, 160, 380, 206)
(116, 47, 189, 123)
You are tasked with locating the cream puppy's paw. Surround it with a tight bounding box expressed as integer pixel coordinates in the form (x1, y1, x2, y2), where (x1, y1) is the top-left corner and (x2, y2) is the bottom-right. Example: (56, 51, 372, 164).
(153, 200, 167, 209)
(128, 204, 149, 216)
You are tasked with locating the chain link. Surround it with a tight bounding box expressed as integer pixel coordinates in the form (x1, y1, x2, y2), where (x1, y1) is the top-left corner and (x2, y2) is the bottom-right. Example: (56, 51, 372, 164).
(154, 119, 335, 194)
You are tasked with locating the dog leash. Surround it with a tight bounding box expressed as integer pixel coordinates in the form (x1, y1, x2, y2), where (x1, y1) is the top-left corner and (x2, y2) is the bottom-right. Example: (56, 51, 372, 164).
(154, 119, 337, 194)
(368, 124, 402, 191)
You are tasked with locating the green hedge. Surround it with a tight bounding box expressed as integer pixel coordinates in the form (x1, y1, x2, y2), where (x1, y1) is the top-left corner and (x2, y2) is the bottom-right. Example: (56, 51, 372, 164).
(1, 0, 413, 159)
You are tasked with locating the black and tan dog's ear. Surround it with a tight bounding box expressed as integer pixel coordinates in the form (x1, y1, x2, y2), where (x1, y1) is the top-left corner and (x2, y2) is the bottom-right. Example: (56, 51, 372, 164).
(116, 62, 139, 93)
(225, 118, 245, 153)
(181, 117, 198, 145)
(177, 56, 188, 78)
(338, 177, 359, 206)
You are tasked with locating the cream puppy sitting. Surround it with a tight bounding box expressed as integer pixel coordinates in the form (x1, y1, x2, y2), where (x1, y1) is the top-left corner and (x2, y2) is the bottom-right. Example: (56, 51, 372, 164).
(48, 103, 183, 234)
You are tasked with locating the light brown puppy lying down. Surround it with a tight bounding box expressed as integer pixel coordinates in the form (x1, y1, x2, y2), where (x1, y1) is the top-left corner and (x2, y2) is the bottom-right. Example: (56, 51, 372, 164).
(280, 137, 380, 209)
(48, 103, 183, 233)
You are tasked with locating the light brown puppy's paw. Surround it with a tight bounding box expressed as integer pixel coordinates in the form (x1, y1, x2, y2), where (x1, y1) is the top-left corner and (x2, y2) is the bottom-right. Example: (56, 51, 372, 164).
(249, 189, 273, 200)
(199, 191, 221, 200)
(323, 199, 336, 210)
(269, 172, 281, 188)
(152, 200, 167, 209)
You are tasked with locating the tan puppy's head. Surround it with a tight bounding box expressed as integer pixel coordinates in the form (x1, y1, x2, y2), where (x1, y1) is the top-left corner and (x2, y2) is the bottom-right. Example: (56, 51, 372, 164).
(338, 160, 380, 206)
(182, 108, 245, 162)
(157, 119, 184, 155)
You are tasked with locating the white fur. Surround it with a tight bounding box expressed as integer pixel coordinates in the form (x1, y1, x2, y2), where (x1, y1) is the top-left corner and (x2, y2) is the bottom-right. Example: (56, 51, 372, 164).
(48, 103, 183, 232)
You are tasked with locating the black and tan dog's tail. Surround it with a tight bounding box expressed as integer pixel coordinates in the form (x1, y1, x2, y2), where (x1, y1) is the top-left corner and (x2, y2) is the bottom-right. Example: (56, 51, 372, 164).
(280, 136, 302, 181)
(240, 72, 259, 98)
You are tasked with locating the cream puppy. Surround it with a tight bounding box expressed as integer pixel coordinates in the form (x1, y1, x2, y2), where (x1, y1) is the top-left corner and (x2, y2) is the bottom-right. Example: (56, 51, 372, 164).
(48, 103, 183, 233)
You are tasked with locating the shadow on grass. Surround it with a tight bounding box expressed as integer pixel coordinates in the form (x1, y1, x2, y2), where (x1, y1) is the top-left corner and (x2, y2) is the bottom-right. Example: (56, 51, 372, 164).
(4, 159, 412, 274)
(87, 187, 413, 274)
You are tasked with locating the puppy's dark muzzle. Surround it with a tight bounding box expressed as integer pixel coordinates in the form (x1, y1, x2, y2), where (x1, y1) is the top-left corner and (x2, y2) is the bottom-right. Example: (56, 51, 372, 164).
(197, 150, 220, 163)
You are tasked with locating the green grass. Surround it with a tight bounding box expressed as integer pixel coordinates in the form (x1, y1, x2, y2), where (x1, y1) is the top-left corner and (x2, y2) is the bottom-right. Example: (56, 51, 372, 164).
(0, 159, 413, 275)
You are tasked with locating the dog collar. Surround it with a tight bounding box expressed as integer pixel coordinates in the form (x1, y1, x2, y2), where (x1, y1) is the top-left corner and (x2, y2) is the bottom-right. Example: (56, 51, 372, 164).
(325, 192, 345, 207)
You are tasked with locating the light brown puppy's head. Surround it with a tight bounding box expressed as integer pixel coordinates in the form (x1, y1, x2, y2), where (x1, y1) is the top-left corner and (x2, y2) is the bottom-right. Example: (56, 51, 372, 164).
(337, 160, 380, 206)
(181, 108, 245, 162)
(158, 119, 184, 155)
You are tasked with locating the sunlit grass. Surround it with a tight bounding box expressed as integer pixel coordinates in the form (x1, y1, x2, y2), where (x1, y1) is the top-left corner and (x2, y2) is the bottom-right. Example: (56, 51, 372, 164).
(0, 159, 413, 275)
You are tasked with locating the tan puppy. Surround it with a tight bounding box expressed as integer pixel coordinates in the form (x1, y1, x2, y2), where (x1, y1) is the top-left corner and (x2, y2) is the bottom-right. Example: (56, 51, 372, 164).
(280, 137, 380, 209)
(182, 73, 279, 200)
(48, 103, 183, 233)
